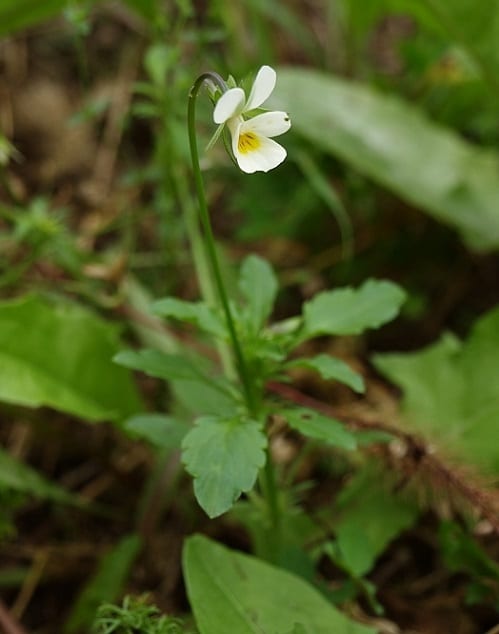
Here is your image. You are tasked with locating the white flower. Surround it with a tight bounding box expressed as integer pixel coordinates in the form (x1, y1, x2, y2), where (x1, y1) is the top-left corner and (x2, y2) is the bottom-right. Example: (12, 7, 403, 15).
(213, 65, 291, 174)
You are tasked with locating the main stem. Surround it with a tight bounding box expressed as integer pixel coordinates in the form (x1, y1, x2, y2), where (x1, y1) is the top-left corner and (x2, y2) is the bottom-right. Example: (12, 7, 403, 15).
(187, 73, 256, 415)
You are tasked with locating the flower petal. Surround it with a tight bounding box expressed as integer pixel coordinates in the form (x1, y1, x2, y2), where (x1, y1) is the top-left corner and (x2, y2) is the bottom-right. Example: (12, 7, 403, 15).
(234, 133, 287, 174)
(213, 87, 245, 124)
(244, 111, 291, 138)
(244, 65, 276, 111)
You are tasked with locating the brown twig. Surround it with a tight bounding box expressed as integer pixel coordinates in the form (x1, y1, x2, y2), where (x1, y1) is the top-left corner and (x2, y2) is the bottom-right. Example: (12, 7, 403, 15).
(0, 599, 29, 634)
(266, 380, 499, 533)
(11, 550, 49, 621)
(89, 43, 142, 204)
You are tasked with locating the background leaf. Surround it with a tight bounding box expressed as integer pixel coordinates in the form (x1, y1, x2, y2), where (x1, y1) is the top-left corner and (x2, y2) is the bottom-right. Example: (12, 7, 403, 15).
(182, 416, 267, 518)
(302, 279, 406, 338)
(123, 414, 188, 450)
(183, 534, 375, 634)
(374, 306, 499, 473)
(239, 254, 279, 332)
(0, 0, 67, 36)
(272, 67, 499, 251)
(65, 534, 142, 633)
(331, 466, 419, 577)
(0, 295, 141, 422)
(0, 447, 74, 503)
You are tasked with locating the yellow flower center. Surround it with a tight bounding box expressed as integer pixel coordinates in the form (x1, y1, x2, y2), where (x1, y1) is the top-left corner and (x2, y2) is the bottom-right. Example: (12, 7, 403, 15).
(238, 132, 260, 154)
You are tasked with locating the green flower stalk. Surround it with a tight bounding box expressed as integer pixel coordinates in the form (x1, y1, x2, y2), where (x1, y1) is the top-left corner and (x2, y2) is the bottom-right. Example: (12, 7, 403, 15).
(187, 71, 255, 413)
(187, 66, 291, 413)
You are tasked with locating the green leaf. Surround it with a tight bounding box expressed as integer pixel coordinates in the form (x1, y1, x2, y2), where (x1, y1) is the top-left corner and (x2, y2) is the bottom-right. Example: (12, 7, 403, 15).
(0, 295, 141, 421)
(0, 447, 73, 504)
(0, 0, 67, 36)
(439, 520, 499, 581)
(287, 354, 365, 393)
(302, 279, 406, 338)
(374, 334, 464, 437)
(438, 521, 499, 605)
(272, 67, 499, 251)
(123, 414, 188, 450)
(284, 408, 357, 451)
(183, 534, 375, 634)
(332, 467, 419, 577)
(239, 255, 278, 332)
(115, 348, 237, 408)
(182, 416, 267, 518)
(152, 297, 226, 338)
(114, 349, 202, 381)
(65, 534, 142, 633)
(374, 305, 499, 473)
(172, 378, 240, 418)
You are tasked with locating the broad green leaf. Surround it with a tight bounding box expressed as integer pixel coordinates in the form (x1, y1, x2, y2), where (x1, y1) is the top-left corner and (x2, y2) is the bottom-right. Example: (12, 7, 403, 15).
(332, 467, 419, 577)
(0, 447, 73, 504)
(302, 279, 406, 338)
(0, 295, 141, 421)
(183, 534, 375, 634)
(0, 0, 67, 36)
(284, 408, 357, 451)
(272, 67, 499, 251)
(65, 534, 142, 633)
(239, 255, 278, 332)
(374, 306, 499, 473)
(182, 416, 266, 518)
(287, 354, 365, 393)
(152, 297, 226, 338)
(123, 414, 188, 449)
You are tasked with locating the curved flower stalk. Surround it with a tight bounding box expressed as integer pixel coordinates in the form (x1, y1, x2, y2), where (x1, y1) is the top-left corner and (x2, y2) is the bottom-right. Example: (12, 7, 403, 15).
(213, 66, 291, 174)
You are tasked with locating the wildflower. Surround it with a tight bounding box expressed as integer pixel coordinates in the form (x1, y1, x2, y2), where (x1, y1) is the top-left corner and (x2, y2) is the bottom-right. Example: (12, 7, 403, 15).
(213, 65, 291, 174)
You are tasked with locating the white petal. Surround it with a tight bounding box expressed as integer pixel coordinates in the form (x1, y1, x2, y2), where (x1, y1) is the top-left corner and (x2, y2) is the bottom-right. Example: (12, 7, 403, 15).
(213, 87, 245, 124)
(244, 111, 291, 138)
(229, 119, 243, 158)
(234, 134, 287, 174)
(244, 65, 276, 111)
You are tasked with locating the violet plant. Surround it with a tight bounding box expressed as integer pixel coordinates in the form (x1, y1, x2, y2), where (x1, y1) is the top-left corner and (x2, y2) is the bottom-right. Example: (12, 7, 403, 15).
(115, 65, 406, 561)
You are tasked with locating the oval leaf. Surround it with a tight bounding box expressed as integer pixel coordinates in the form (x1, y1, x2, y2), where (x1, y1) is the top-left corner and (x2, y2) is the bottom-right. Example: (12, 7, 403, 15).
(284, 408, 357, 451)
(152, 297, 226, 338)
(287, 354, 365, 393)
(302, 279, 406, 338)
(183, 534, 375, 634)
(182, 416, 267, 518)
